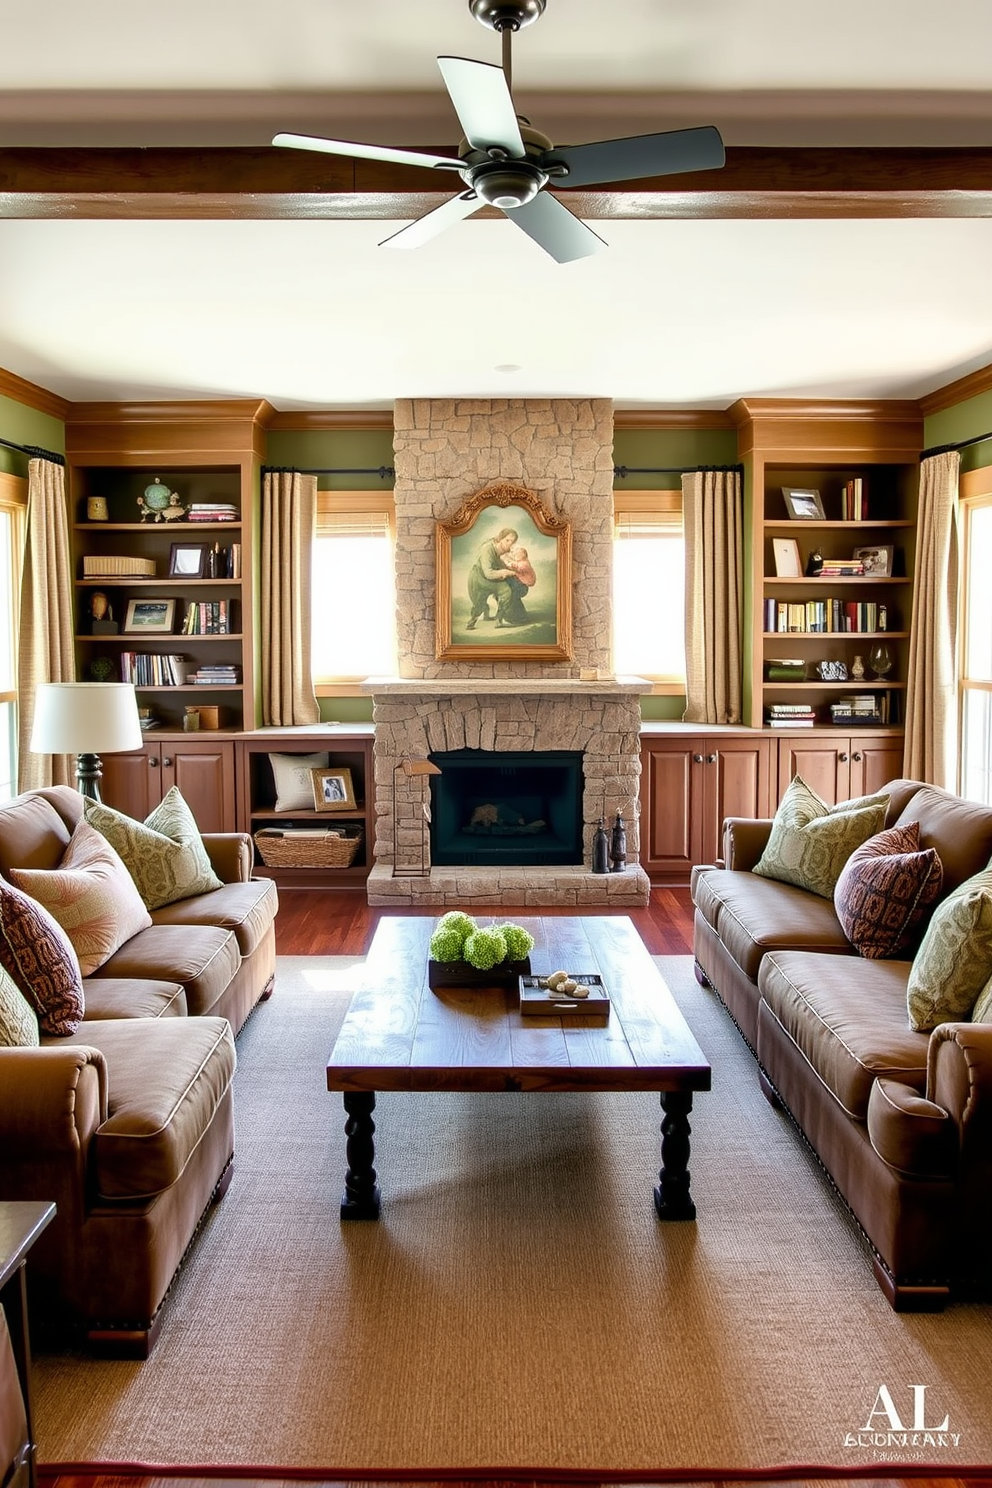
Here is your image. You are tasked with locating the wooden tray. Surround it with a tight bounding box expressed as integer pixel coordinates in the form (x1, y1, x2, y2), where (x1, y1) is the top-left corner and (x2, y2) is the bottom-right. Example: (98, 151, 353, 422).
(519, 973, 611, 1017)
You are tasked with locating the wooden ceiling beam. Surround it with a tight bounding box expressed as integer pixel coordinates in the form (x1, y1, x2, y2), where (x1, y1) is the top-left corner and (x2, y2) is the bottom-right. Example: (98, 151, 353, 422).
(1, 146, 992, 219)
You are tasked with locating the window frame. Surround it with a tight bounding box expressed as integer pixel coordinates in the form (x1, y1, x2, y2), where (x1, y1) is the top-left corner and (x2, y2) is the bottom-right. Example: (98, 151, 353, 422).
(612, 487, 685, 694)
(312, 487, 396, 697)
(957, 464, 992, 801)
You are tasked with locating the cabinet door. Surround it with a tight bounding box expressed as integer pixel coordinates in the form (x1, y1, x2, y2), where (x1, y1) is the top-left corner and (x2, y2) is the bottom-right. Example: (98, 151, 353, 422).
(851, 736, 904, 798)
(161, 741, 236, 832)
(99, 748, 160, 820)
(777, 738, 851, 804)
(704, 739, 773, 864)
(639, 742, 697, 878)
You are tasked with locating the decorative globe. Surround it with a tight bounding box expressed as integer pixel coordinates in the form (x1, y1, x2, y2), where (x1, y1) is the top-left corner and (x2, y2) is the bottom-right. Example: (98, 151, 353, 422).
(143, 477, 173, 512)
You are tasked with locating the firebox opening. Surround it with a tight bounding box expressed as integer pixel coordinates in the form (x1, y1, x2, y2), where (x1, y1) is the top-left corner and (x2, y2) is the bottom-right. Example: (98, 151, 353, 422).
(429, 749, 584, 867)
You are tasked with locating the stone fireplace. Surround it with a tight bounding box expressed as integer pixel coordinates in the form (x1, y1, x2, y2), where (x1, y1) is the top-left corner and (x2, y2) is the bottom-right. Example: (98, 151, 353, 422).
(366, 396, 650, 907)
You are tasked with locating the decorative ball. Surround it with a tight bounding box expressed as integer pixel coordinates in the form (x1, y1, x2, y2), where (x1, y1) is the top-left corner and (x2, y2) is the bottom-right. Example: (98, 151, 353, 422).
(497, 922, 534, 962)
(463, 927, 508, 971)
(437, 910, 478, 942)
(429, 925, 467, 963)
(89, 656, 115, 681)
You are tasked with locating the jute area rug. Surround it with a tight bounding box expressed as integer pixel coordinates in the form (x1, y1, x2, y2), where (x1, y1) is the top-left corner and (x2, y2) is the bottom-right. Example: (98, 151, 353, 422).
(33, 955, 992, 1476)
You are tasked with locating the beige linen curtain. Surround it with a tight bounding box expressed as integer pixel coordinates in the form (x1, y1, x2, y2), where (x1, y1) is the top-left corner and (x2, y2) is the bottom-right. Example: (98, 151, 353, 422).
(17, 457, 74, 791)
(260, 469, 321, 727)
(903, 450, 960, 787)
(682, 468, 744, 724)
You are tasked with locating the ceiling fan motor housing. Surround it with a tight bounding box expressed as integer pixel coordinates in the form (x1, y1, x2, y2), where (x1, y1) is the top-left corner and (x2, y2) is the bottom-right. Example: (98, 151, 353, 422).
(470, 158, 547, 208)
(469, 0, 546, 30)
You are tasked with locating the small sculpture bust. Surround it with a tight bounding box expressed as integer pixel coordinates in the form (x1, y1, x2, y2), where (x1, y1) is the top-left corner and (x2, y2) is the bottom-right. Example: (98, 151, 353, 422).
(90, 592, 112, 622)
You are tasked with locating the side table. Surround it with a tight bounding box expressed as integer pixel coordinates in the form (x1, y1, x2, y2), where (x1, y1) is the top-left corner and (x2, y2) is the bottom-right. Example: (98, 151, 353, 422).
(1, 1202, 57, 1488)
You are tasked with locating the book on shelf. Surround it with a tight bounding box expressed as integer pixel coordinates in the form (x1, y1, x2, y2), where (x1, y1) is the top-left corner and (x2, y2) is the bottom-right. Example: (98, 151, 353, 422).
(183, 599, 231, 635)
(120, 652, 187, 686)
(188, 663, 241, 685)
(817, 561, 865, 577)
(840, 477, 867, 522)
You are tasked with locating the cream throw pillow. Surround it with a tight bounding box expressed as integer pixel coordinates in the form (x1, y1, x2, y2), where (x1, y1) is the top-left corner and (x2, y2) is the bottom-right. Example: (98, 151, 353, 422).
(973, 976, 992, 1024)
(269, 752, 328, 812)
(85, 786, 223, 910)
(11, 819, 152, 975)
(752, 776, 889, 899)
(0, 962, 40, 1047)
(907, 868, 992, 1031)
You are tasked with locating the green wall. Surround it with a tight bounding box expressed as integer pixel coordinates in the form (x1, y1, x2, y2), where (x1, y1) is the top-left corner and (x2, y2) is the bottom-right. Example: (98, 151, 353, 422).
(923, 389, 992, 472)
(0, 393, 65, 477)
(265, 428, 395, 487)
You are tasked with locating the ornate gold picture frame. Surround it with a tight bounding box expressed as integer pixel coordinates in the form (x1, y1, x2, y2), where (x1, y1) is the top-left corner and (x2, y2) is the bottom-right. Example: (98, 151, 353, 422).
(435, 481, 572, 661)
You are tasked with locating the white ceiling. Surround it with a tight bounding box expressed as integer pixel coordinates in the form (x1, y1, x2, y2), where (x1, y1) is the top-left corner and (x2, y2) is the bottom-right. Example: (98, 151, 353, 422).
(1, 0, 991, 412)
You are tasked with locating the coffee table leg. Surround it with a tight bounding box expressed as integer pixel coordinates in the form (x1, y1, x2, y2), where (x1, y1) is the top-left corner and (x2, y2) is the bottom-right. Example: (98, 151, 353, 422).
(654, 1091, 696, 1221)
(341, 1091, 381, 1220)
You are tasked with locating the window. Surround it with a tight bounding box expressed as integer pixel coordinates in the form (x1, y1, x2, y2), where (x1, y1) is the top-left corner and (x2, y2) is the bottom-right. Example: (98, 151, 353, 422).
(959, 477, 992, 804)
(312, 490, 397, 690)
(0, 471, 27, 799)
(613, 490, 685, 687)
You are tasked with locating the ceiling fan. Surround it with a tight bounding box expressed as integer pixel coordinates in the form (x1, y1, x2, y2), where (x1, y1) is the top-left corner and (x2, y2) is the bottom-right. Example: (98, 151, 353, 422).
(272, 0, 725, 264)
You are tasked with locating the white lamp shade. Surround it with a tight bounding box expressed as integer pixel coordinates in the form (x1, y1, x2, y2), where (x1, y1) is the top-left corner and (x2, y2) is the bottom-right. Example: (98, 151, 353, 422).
(30, 682, 143, 755)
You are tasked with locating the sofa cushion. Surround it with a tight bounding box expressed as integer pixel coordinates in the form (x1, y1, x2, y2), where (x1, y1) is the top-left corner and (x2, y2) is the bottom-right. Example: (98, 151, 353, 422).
(150, 877, 278, 958)
(76, 1015, 237, 1200)
(758, 950, 929, 1119)
(85, 787, 222, 910)
(753, 776, 889, 899)
(0, 962, 39, 1047)
(92, 923, 241, 1018)
(79, 976, 187, 1021)
(891, 785, 992, 893)
(0, 878, 85, 1036)
(833, 822, 944, 960)
(0, 791, 72, 879)
(9, 818, 152, 975)
(693, 867, 852, 982)
(906, 867, 992, 1031)
(268, 752, 328, 812)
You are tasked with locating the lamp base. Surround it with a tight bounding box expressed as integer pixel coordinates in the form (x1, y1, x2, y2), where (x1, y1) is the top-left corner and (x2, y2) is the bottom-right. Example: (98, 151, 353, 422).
(75, 752, 103, 802)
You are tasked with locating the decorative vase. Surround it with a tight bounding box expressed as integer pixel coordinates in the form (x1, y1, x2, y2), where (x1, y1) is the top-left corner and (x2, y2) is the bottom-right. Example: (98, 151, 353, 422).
(851, 654, 866, 680)
(592, 817, 609, 874)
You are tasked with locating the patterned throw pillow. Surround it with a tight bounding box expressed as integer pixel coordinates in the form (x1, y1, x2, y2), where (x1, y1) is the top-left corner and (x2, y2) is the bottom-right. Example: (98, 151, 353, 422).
(833, 822, 944, 959)
(752, 776, 889, 899)
(0, 879, 84, 1036)
(10, 818, 152, 975)
(268, 752, 328, 812)
(973, 976, 992, 1023)
(907, 867, 992, 1031)
(0, 962, 40, 1047)
(84, 786, 223, 911)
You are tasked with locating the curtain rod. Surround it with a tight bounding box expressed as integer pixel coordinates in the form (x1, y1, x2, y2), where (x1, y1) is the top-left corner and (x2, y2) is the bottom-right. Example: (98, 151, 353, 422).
(921, 429, 992, 459)
(614, 462, 744, 478)
(262, 464, 394, 479)
(0, 435, 65, 466)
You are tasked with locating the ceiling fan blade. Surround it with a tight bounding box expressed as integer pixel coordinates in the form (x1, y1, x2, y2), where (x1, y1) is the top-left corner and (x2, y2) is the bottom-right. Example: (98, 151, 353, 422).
(272, 132, 462, 172)
(437, 56, 525, 157)
(541, 124, 725, 189)
(380, 190, 481, 250)
(507, 193, 607, 264)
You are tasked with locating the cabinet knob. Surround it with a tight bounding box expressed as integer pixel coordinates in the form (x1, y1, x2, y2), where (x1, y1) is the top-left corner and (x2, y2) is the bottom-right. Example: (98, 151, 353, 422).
(852, 751, 862, 762)
(163, 756, 173, 767)
(693, 753, 703, 763)
(706, 754, 717, 764)
(838, 752, 848, 763)
(148, 757, 158, 768)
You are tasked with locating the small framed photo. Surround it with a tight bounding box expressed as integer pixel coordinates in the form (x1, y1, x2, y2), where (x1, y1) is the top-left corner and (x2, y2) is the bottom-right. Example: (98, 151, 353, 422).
(311, 766, 356, 812)
(169, 542, 210, 578)
(782, 487, 826, 520)
(123, 598, 176, 634)
(853, 544, 894, 577)
(772, 537, 803, 578)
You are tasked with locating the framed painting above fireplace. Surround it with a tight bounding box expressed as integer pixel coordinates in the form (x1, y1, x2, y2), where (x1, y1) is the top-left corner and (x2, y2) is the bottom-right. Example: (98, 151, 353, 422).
(435, 481, 573, 661)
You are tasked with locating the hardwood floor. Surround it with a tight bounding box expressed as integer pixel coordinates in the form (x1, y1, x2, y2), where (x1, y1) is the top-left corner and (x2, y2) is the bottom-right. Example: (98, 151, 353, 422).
(39, 889, 987, 1488)
(273, 885, 697, 958)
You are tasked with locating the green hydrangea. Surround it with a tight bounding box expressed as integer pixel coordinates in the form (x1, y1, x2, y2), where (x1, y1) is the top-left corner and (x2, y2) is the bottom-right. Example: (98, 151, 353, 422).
(429, 925, 468, 963)
(497, 923, 534, 962)
(436, 910, 478, 941)
(463, 927, 508, 970)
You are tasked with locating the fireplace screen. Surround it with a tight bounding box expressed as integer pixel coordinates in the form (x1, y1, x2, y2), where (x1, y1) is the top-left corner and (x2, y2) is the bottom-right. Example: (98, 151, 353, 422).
(430, 749, 583, 867)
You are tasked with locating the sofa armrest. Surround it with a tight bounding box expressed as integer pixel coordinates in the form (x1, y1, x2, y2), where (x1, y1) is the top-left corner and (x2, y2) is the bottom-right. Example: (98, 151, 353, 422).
(201, 833, 253, 883)
(0, 1046, 107, 1158)
(721, 818, 774, 872)
(867, 1077, 956, 1177)
(926, 1023, 992, 1155)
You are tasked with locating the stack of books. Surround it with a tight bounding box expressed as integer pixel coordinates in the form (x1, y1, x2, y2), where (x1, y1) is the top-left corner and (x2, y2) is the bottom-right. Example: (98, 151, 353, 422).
(183, 600, 233, 635)
(830, 693, 884, 726)
(816, 558, 865, 577)
(187, 663, 241, 686)
(766, 703, 817, 728)
(187, 502, 239, 523)
(765, 657, 807, 682)
(841, 478, 867, 521)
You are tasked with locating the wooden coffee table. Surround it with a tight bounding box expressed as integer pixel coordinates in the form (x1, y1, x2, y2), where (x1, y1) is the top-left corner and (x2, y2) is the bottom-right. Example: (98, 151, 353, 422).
(326, 914, 711, 1221)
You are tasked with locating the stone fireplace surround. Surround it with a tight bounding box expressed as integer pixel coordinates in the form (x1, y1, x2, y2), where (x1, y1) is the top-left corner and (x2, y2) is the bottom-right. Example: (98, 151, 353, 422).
(366, 395, 650, 908)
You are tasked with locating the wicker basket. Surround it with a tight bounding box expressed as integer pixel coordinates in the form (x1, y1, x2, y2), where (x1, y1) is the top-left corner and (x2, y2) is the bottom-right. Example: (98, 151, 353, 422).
(254, 826, 363, 869)
(83, 555, 157, 577)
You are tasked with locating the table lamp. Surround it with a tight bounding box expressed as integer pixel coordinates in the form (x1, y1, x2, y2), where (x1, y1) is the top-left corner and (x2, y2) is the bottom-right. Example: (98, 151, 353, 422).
(30, 682, 142, 801)
(392, 757, 442, 877)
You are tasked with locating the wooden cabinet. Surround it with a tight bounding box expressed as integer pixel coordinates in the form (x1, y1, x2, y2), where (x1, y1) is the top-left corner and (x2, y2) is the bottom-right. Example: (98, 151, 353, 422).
(775, 732, 905, 806)
(640, 734, 773, 881)
(100, 737, 237, 832)
(235, 729, 376, 885)
(732, 399, 922, 744)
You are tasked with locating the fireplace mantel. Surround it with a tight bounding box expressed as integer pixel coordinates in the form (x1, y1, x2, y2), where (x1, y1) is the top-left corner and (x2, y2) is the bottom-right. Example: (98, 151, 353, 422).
(362, 675, 651, 697)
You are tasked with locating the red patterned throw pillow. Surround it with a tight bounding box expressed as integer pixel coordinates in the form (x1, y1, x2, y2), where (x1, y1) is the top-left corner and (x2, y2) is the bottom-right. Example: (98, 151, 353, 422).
(834, 821, 943, 960)
(0, 877, 85, 1035)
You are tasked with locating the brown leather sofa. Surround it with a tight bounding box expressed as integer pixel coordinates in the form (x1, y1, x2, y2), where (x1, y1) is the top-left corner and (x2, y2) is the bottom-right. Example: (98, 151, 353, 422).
(692, 778, 992, 1311)
(0, 785, 279, 1355)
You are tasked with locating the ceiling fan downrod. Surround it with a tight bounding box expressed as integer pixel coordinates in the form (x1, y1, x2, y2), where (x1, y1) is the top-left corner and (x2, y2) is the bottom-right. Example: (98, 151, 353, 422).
(468, 0, 547, 93)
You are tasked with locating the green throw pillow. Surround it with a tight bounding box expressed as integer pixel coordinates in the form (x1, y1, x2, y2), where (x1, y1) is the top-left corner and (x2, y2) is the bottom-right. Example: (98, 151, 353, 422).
(973, 976, 992, 1024)
(752, 776, 889, 899)
(0, 962, 40, 1047)
(907, 868, 992, 1031)
(85, 786, 223, 910)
